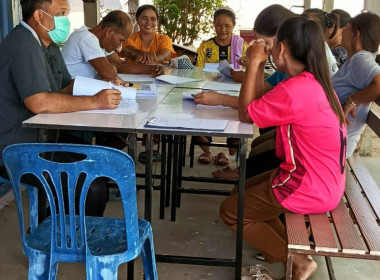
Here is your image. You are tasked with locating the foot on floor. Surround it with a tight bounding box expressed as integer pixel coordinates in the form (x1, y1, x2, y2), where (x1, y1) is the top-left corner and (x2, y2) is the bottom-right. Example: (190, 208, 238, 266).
(198, 151, 214, 164)
(212, 166, 238, 179)
(215, 152, 230, 166)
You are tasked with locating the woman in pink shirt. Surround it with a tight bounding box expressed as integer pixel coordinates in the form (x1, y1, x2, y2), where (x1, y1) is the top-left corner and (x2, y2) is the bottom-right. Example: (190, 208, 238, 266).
(220, 16, 346, 279)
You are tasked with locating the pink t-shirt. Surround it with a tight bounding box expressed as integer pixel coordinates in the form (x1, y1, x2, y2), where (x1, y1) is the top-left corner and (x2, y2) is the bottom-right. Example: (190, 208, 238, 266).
(248, 72, 346, 214)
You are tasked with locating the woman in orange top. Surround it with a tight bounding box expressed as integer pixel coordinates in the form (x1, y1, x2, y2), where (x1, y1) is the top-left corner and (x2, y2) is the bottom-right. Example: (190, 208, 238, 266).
(120, 4, 176, 64)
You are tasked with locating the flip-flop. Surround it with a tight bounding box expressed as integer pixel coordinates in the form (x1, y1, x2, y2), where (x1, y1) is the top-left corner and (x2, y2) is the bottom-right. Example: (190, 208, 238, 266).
(215, 152, 230, 166)
(212, 166, 239, 179)
(198, 151, 214, 164)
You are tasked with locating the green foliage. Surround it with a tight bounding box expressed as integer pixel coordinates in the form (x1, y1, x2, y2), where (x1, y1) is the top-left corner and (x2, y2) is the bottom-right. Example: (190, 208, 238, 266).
(153, 0, 225, 46)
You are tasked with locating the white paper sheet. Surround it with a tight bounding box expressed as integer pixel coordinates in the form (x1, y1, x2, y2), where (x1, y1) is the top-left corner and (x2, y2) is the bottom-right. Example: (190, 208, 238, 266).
(217, 60, 233, 77)
(136, 84, 157, 99)
(182, 90, 201, 100)
(182, 91, 235, 109)
(73, 76, 137, 100)
(77, 101, 139, 115)
(202, 81, 241, 91)
(117, 74, 155, 83)
(196, 104, 234, 109)
(202, 63, 220, 73)
(145, 116, 229, 131)
(154, 75, 203, 84)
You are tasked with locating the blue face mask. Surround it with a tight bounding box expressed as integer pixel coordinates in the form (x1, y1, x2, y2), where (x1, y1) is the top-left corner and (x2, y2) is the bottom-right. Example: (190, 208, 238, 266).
(39, 9, 70, 44)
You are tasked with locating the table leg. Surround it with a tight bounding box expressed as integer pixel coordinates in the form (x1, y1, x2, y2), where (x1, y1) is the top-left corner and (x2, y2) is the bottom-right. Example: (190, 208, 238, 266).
(165, 136, 173, 207)
(170, 135, 179, 222)
(159, 135, 167, 219)
(127, 133, 136, 161)
(145, 133, 153, 222)
(235, 138, 246, 279)
(176, 136, 185, 208)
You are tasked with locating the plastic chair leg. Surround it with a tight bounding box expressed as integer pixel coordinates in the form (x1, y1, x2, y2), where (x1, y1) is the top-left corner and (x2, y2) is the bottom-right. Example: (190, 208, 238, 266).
(141, 235, 158, 280)
(86, 256, 119, 280)
(28, 251, 55, 280)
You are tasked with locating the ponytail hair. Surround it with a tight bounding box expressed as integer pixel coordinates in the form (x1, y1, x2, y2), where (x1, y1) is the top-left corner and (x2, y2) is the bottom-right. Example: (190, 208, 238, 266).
(302, 8, 339, 39)
(277, 16, 345, 124)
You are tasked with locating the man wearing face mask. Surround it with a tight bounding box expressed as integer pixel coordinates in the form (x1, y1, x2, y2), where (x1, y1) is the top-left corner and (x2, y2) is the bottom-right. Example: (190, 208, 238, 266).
(0, 0, 120, 217)
(62, 10, 163, 80)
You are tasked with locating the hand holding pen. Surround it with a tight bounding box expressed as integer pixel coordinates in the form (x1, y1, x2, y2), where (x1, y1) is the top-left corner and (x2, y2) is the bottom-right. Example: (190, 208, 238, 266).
(235, 54, 247, 67)
(92, 82, 121, 109)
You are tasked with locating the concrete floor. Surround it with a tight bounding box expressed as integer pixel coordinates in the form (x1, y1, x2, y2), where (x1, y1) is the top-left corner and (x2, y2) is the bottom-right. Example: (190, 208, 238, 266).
(0, 137, 380, 279)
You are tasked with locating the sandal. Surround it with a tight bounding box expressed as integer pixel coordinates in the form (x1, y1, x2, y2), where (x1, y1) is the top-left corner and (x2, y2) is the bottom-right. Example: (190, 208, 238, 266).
(215, 152, 230, 166)
(198, 151, 214, 164)
(212, 166, 239, 179)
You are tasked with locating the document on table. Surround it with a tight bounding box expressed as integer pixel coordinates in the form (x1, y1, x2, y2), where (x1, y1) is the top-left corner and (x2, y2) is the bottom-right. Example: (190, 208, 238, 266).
(117, 74, 155, 83)
(154, 75, 203, 84)
(217, 60, 233, 78)
(202, 81, 241, 91)
(182, 91, 236, 109)
(135, 84, 157, 99)
(202, 63, 220, 73)
(145, 116, 229, 131)
(77, 101, 139, 115)
(73, 76, 137, 100)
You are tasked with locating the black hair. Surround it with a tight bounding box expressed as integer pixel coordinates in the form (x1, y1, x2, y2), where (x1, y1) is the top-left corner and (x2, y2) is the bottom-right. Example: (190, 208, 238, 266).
(21, 0, 51, 21)
(214, 7, 236, 26)
(303, 8, 338, 39)
(331, 9, 351, 28)
(101, 10, 131, 32)
(254, 4, 295, 37)
(349, 13, 380, 54)
(136, 4, 158, 20)
(277, 16, 345, 124)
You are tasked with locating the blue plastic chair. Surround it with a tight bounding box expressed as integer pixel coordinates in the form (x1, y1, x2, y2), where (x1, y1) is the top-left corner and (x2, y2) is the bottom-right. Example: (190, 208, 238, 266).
(2, 143, 158, 280)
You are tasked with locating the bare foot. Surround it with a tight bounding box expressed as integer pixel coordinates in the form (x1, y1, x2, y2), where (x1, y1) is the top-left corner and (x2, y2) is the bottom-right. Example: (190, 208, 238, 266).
(212, 166, 239, 179)
(292, 254, 317, 280)
(194, 136, 210, 153)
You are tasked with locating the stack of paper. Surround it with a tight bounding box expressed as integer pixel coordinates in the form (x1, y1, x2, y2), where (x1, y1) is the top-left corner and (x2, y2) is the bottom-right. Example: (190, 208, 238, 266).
(73, 76, 137, 100)
(135, 84, 157, 99)
(145, 116, 229, 131)
(77, 101, 139, 115)
(117, 74, 154, 83)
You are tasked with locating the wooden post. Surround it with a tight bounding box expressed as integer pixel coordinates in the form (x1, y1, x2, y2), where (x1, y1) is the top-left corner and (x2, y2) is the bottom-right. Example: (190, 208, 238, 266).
(323, 0, 334, 12)
(365, 0, 380, 14)
(83, 0, 100, 28)
(304, 0, 311, 10)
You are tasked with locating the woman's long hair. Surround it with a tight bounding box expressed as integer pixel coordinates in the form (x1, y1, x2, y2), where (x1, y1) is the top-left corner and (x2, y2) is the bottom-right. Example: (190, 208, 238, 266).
(277, 16, 345, 124)
(350, 12, 380, 64)
(303, 8, 339, 39)
(254, 4, 295, 37)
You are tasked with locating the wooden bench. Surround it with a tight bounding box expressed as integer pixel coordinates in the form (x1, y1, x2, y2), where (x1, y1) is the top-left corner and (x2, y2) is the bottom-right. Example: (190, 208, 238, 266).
(285, 100, 380, 280)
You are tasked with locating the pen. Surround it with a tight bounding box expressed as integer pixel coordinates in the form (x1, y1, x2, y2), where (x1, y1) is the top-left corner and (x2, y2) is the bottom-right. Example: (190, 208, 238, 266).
(109, 81, 115, 89)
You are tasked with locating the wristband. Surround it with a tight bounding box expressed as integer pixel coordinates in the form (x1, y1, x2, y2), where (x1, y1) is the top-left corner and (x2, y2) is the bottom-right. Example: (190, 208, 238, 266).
(347, 96, 357, 106)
